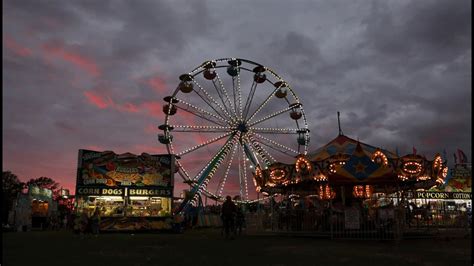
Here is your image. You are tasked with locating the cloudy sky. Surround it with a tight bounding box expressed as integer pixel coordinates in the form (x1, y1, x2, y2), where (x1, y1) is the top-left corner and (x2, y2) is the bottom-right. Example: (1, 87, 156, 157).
(3, 0, 471, 197)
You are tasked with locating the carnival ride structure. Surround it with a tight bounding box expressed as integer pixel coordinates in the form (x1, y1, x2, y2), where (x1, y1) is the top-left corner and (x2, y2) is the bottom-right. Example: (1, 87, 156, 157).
(159, 58, 310, 214)
(159, 58, 450, 215)
(253, 133, 449, 200)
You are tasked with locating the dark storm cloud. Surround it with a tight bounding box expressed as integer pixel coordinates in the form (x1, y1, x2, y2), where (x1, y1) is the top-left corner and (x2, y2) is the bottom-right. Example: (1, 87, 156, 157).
(3, 0, 471, 196)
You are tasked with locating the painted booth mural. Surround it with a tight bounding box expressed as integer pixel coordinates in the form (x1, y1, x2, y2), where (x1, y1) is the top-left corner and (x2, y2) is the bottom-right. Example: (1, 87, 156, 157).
(77, 150, 173, 187)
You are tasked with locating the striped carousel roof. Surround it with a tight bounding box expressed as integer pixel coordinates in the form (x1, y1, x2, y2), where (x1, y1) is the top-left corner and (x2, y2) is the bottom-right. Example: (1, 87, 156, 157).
(308, 134, 398, 161)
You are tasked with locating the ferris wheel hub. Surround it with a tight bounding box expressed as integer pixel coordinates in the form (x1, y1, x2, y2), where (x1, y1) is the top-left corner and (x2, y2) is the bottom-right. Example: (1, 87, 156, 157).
(237, 122, 248, 133)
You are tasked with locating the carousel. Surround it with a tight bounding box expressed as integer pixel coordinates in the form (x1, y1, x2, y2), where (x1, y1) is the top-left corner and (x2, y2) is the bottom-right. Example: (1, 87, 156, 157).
(253, 132, 449, 202)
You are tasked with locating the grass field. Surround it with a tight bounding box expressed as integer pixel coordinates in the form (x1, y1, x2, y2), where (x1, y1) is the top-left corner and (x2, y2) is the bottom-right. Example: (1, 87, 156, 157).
(2, 229, 472, 266)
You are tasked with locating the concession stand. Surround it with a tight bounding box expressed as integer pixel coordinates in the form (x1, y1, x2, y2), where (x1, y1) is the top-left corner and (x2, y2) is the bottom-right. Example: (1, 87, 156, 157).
(407, 163, 472, 227)
(11, 185, 56, 231)
(75, 149, 175, 231)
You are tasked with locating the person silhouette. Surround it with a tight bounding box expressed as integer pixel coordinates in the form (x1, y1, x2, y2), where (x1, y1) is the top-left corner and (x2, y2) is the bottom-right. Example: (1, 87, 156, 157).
(221, 196, 237, 239)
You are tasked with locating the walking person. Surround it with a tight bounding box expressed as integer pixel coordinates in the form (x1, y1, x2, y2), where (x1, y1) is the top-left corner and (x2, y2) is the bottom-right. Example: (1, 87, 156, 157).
(62, 215, 68, 229)
(221, 196, 237, 239)
(79, 210, 89, 238)
(91, 208, 101, 236)
(235, 205, 245, 235)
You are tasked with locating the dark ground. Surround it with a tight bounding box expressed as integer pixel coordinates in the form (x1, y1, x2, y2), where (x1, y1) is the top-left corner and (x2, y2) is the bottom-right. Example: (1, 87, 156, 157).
(2, 229, 472, 266)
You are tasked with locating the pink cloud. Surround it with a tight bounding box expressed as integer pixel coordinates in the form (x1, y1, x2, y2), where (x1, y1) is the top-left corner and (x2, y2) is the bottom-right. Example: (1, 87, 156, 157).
(140, 101, 162, 118)
(4, 37, 32, 57)
(85, 145, 105, 151)
(133, 144, 167, 154)
(147, 76, 168, 94)
(144, 124, 157, 134)
(83, 91, 114, 109)
(43, 43, 101, 77)
(117, 102, 139, 113)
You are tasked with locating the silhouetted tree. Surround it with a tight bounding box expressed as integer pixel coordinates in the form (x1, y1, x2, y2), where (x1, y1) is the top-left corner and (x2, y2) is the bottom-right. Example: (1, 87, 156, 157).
(2, 171, 25, 224)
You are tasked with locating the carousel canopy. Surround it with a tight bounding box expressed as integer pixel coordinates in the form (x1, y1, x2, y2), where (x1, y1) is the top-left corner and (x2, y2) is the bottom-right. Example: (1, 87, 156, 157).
(329, 141, 395, 185)
(308, 134, 397, 161)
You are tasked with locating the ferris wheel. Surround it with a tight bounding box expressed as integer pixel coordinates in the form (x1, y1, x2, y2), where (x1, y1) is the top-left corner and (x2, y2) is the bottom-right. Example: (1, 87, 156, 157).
(159, 58, 309, 211)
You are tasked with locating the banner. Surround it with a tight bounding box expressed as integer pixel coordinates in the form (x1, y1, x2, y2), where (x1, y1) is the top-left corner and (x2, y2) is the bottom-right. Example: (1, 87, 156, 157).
(405, 191, 471, 200)
(77, 150, 174, 188)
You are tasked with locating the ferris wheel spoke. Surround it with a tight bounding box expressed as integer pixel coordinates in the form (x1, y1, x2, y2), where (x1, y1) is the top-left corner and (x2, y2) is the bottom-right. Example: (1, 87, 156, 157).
(254, 142, 277, 165)
(185, 134, 240, 209)
(232, 78, 238, 119)
(236, 71, 243, 120)
(215, 72, 237, 118)
(190, 131, 239, 187)
(253, 133, 300, 154)
(216, 140, 239, 197)
(237, 145, 244, 200)
(191, 78, 233, 121)
(176, 131, 233, 156)
(243, 81, 257, 120)
(247, 106, 293, 127)
(176, 160, 192, 181)
(247, 81, 285, 122)
(252, 127, 300, 134)
(241, 144, 249, 200)
(211, 78, 234, 117)
(255, 139, 298, 158)
(170, 125, 233, 133)
(247, 134, 276, 165)
(174, 98, 230, 125)
(174, 106, 227, 127)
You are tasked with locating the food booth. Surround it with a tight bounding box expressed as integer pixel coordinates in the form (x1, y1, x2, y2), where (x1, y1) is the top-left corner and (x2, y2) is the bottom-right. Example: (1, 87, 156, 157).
(75, 149, 175, 231)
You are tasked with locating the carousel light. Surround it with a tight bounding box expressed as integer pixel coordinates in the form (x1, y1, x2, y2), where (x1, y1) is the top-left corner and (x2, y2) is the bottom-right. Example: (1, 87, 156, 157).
(353, 185, 364, 198)
(318, 185, 324, 199)
(318, 184, 335, 199)
(270, 169, 286, 180)
(329, 163, 337, 174)
(312, 174, 327, 182)
(398, 174, 409, 181)
(416, 175, 431, 181)
(371, 150, 388, 166)
(402, 161, 423, 175)
(325, 184, 336, 199)
(365, 185, 373, 198)
(295, 156, 312, 173)
(433, 154, 442, 171)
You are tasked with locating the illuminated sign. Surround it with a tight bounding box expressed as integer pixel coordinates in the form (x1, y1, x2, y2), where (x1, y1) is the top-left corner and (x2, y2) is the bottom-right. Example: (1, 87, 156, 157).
(128, 188, 172, 197)
(76, 187, 124, 196)
(406, 191, 471, 200)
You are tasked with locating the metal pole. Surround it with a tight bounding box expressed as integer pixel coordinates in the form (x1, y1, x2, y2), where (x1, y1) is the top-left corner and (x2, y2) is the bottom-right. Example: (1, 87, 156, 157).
(330, 199, 334, 239)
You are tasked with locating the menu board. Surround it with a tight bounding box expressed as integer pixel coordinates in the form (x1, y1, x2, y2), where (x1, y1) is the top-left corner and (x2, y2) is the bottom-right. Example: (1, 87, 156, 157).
(77, 150, 174, 188)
